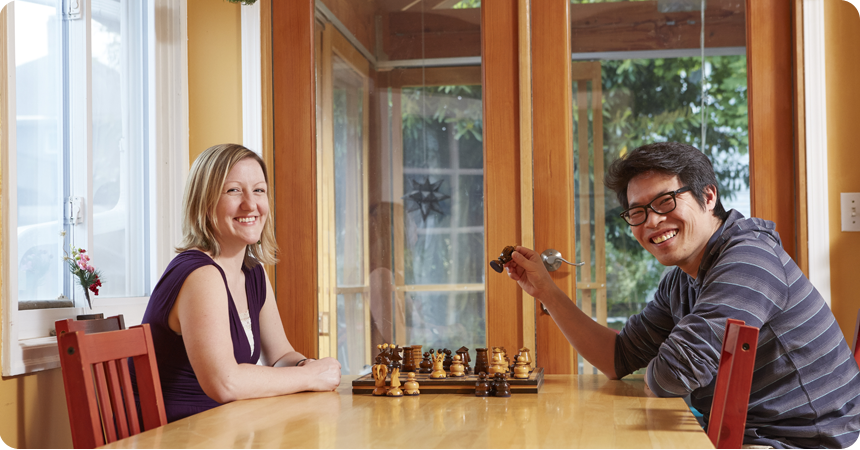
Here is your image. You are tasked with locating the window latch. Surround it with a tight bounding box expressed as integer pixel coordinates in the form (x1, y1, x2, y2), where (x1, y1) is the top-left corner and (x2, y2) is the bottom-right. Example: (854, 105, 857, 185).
(65, 197, 84, 225)
(65, 0, 82, 20)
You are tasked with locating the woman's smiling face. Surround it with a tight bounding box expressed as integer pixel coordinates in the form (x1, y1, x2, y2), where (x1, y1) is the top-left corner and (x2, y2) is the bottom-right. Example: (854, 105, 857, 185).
(213, 158, 269, 253)
(626, 171, 720, 277)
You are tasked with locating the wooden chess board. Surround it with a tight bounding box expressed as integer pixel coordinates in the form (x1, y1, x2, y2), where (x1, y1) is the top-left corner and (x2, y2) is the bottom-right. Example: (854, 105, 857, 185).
(351, 367, 544, 395)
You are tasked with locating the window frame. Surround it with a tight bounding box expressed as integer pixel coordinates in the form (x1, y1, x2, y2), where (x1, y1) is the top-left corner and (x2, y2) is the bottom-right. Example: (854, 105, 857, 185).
(1, 0, 188, 377)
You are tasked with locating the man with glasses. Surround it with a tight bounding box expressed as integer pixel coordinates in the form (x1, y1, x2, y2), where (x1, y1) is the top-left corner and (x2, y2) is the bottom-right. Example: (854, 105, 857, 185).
(504, 142, 860, 448)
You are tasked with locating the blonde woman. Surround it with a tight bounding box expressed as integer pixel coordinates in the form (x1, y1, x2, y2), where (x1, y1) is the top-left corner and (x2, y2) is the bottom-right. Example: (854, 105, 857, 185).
(133, 144, 341, 422)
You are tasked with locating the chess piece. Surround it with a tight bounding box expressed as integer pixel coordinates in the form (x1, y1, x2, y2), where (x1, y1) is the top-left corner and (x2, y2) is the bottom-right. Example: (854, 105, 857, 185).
(419, 352, 433, 374)
(389, 346, 403, 371)
(513, 355, 530, 379)
(443, 349, 453, 371)
(474, 348, 490, 375)
(475, 372, 491, 397)
(450, 355, 465, 377)
(517, 347, 532, 370)
(494, 373, 512, 397)
(489, 372, 498, 396)
(387, 367, 404, 397)
(489, 245, 516, 273)
(402, 346, 415, 372)
(489, 352, 505, 376)
(456, 346, 471, 374)
(404, 372, 420, 396)
(377, 344, 390, 367)
(412, 345, 423, 369)
(430, 352, 447, 379)
(372, 359, 389, 396)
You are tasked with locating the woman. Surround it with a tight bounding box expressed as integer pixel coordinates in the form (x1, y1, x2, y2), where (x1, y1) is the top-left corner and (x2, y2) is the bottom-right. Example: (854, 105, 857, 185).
(135, 144, 341, 422)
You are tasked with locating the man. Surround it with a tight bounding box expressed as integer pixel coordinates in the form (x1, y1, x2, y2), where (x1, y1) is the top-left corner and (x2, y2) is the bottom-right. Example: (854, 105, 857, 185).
(505, 142, 860, 448)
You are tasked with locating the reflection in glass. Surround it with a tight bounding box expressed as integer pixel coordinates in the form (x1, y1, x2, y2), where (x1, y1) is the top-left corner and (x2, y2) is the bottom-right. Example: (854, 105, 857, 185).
(15, 0, 63, 302)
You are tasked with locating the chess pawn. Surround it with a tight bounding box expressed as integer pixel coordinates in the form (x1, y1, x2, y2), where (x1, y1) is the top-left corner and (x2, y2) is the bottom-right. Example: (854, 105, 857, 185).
(475, 372, 491, 397)
(513, 355, 530, 379)
(372, 359, 389, 396)
(387, 367, 404, 397)
(450, 355, 465, 377)
(419, 352, 433, 374)
(489, 373, 498, 396)
(430, 352, 447, 379)
(474, 348, 490, 375)
(443, 349, 453, 372)
(495, 373, 512, 397)
(404, 372, 420, 396)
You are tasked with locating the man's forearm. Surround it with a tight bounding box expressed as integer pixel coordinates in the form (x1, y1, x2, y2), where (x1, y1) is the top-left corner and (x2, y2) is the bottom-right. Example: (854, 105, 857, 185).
(540, 288, 619, 379)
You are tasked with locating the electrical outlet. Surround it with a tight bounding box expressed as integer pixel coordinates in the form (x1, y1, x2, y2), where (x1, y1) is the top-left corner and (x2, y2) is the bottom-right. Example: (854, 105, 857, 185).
(841, 193, 860, 232)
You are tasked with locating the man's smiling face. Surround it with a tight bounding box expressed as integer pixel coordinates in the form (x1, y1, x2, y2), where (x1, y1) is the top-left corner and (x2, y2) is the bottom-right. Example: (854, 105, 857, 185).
(627, 171, 721, 278)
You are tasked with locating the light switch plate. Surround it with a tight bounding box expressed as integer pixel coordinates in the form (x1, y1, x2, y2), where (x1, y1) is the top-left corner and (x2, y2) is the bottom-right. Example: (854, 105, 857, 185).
(841, 193, 860, 232)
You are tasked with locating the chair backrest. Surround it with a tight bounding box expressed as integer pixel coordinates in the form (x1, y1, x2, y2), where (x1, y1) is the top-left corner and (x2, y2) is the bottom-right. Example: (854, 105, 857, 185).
(57, 324, 167, 448)
(707, 318, 760, 449)
(56, 315, 126, 336)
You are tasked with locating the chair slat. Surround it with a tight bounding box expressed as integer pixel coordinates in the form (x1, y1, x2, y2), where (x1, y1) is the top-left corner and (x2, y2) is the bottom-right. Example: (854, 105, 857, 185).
(93, 362, 118, 443)
(57, 323, 166, 449)
(56, 315, 125, 336)
(117, 358, 142, 435)
(105, 360, 130, 440)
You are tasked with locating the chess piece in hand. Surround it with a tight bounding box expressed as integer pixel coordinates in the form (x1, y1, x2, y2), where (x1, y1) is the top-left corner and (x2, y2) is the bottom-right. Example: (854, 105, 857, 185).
(489, 245, 516, 273)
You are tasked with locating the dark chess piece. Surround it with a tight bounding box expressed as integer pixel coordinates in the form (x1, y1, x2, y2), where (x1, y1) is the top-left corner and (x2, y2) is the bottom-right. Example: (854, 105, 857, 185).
(403, 346, 416, 372)
(377, 344, 391, 367)
(489, 372, 498, 396)
(457, 346, 471, 374)
(443, 349, 453, 371)
(494, 373, 512, 397)
(389, 346, 403, 370)
(489, 245, 516, 273)
(419, 352, 433, 373)
(475, 372, 491, 397)
(474, 348, 490, 375)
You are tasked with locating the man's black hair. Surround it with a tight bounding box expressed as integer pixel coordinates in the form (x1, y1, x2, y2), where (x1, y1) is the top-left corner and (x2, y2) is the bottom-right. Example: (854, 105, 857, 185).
(604, 142, 729, 221)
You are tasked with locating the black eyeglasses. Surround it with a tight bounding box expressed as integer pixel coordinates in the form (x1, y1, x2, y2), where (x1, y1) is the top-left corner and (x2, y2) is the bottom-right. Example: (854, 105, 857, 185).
(620, 186, 692, 226)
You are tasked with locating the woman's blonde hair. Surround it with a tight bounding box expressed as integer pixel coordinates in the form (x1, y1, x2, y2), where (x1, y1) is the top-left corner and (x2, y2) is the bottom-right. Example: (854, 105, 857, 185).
(176, 143, 278, 267)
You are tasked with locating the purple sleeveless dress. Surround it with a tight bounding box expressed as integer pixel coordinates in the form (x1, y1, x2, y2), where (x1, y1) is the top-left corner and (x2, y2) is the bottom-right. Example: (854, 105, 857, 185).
(131, 250, 266, 422)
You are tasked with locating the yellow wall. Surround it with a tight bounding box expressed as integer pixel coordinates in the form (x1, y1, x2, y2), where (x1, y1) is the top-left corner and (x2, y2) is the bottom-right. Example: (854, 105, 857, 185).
(188, 0, 243, 164)
(826, 0, 860, 341)
(0, 2, 243, 448)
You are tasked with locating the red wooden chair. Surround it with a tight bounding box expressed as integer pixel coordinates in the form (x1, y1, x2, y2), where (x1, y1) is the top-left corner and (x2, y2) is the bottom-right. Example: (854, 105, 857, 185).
(56, 314, 126, 336)
(57, 324, 167, 448)
(707, 318, 759, 449)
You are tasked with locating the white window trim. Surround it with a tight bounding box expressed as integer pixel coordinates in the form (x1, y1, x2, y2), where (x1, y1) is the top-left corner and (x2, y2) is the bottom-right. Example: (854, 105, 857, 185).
(240, 0, 262, 155)
(803, 0, 830, 306)
(1, 0, 188, 377)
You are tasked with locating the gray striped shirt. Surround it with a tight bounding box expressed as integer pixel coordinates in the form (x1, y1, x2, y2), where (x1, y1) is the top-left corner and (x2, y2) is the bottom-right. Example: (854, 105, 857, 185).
(615, 210, 860, 448)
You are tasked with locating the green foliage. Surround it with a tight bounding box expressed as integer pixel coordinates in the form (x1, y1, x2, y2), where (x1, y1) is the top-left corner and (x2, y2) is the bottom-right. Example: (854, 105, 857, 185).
(596, 55, 749, 319)
(225, 0, 256, 5)
(402, 85, 483, 144)
(452, 0, 481, 8)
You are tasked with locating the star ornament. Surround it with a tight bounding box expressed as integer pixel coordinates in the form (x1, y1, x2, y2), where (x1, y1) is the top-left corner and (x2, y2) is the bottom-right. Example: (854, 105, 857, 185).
(403, 177, 451, 222)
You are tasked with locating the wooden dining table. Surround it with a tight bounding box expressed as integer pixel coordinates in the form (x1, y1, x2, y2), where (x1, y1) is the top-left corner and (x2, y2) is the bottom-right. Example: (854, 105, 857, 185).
(101, 374, 714, 448)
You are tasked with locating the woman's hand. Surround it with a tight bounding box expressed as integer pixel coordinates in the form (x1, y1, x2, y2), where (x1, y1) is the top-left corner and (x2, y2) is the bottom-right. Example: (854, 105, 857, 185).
(302, 357, 342, 391)
(504, 246, 561, 301)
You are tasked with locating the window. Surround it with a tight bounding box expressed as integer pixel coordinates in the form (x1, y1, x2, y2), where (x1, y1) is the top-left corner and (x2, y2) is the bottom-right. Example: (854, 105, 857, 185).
(1, 0, 188, 376)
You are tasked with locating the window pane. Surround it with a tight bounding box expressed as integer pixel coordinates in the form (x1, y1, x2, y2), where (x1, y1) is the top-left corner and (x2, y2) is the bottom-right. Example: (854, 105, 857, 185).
(569, 0, 749, 373)
(403, 292, 486, 353)
(16, 0, 64, 303)
(91, 0, 149, 297)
